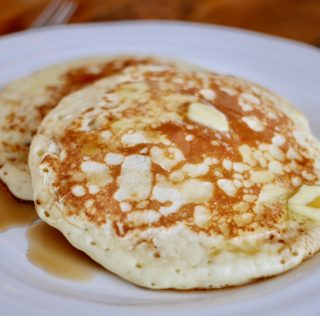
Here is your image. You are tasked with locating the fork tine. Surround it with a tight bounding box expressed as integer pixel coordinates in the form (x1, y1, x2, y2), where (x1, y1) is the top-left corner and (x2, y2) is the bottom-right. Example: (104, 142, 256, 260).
(30, 0, 64, 28)
(45, 0, 69, 25)
(49, 1, 77, 25)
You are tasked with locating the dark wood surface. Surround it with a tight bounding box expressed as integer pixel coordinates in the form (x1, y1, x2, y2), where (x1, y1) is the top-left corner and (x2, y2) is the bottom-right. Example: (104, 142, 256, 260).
(1, 0, 320, 46)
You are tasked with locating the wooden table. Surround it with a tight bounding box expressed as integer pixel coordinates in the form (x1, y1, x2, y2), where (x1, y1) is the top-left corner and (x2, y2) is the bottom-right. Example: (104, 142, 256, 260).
(1, 0, 320, 47)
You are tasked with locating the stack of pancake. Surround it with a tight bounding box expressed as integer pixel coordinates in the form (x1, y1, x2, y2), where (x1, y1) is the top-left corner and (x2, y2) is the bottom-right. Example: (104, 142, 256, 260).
(1, 56, 320, 289)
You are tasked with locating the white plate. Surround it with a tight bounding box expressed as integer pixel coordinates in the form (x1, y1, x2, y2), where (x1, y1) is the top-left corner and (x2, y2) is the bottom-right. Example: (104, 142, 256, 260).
(0, 21, 320, 316)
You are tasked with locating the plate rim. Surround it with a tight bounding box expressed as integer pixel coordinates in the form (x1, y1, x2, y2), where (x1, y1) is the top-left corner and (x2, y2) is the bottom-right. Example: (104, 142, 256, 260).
(0, 20, 319, 58)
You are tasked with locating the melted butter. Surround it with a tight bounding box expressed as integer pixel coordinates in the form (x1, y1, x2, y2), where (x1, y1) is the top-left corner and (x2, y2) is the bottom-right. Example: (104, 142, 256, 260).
(308, 196, 320, 208)
(27, 221, 103, 281)
(0, 183, 38, 232)
(81, 142, 100, 156)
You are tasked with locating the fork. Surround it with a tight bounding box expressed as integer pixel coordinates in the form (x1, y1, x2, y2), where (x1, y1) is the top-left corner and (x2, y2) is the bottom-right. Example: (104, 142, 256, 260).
(30, 0, 77, 28)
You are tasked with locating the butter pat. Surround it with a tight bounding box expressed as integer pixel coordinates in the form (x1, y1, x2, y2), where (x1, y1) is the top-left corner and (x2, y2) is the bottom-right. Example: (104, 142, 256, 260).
(309, 196, 320, 208)
(288, 185, 320, 221)
(187, 102, 229, 132)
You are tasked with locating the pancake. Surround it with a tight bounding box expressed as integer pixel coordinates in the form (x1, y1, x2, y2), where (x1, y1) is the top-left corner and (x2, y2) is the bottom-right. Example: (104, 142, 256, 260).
(0, 56, 186, 201)
(29, 63, 320, 289)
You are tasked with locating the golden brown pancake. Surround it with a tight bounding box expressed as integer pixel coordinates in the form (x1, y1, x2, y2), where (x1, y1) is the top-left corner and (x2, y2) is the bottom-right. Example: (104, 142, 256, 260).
(29, 63, 320, 289)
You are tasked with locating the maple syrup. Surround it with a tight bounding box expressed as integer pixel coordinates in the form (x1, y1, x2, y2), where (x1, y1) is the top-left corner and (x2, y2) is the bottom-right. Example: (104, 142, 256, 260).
(27, 221, 103, 281)
(0, 183, 37, 232)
